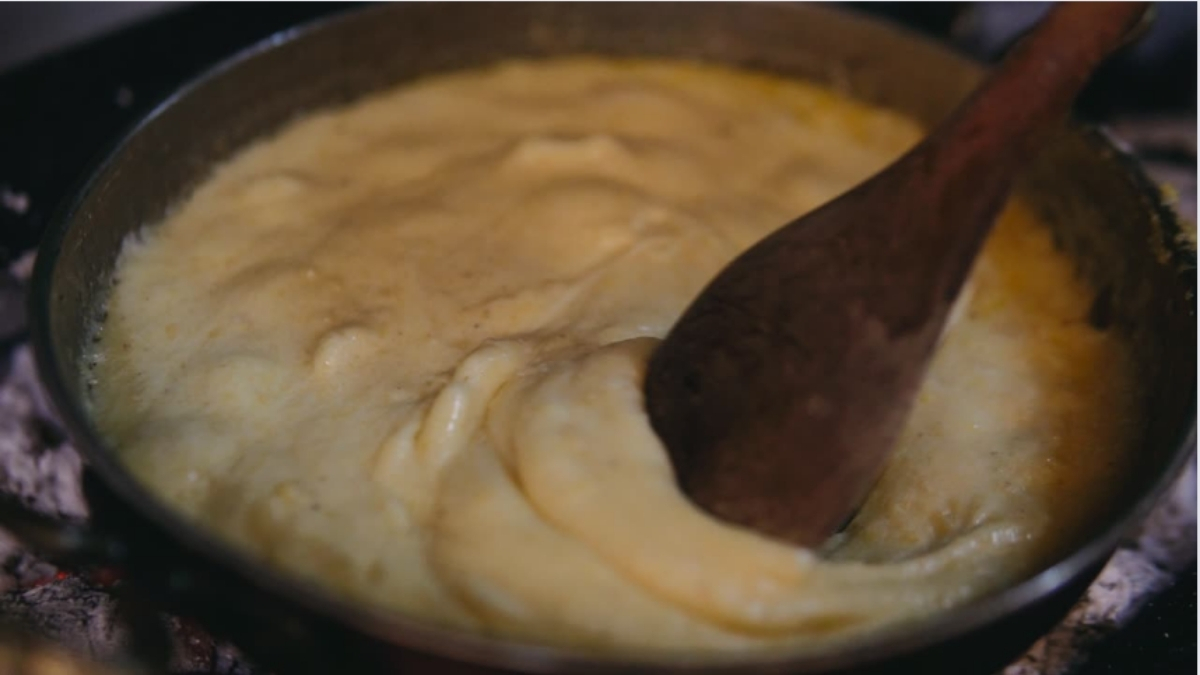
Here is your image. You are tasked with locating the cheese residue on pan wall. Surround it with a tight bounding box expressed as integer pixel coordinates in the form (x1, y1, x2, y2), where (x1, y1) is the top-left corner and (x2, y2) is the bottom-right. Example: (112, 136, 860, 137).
(90, 59, 1139, 655)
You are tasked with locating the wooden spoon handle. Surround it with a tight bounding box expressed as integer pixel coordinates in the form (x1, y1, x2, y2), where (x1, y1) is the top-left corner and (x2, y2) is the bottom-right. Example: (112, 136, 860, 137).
(908, 1, 1151, 305)
(932, 2, 1151, 177)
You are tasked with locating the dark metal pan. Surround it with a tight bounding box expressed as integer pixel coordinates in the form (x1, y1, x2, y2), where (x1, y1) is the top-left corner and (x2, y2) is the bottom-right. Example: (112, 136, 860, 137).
(19, 3, 1196, 674)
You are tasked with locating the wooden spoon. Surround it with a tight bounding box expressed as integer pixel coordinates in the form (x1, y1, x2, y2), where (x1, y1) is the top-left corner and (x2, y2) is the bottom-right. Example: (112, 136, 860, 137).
(644, 2, 1151, 547)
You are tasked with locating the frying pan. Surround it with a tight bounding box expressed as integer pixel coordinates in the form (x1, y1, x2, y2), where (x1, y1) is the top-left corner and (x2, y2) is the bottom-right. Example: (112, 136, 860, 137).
(16, 3, 1196, 674)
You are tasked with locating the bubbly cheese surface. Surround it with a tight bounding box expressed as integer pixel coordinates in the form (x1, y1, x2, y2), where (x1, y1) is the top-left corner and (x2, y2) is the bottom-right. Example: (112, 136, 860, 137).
(91, 59, 1138, 655)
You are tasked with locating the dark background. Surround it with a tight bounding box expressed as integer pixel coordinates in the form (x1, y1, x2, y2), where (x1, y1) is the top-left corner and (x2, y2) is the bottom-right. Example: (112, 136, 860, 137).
(0, 3, 1194, 674)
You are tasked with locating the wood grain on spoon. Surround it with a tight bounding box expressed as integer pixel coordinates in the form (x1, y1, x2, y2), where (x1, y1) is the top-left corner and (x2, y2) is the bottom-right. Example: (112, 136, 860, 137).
(644, 2, 1152, 547)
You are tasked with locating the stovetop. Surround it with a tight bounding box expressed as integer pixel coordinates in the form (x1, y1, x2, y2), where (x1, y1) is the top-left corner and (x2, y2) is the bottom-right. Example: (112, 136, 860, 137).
(0, 4, 1194, 674)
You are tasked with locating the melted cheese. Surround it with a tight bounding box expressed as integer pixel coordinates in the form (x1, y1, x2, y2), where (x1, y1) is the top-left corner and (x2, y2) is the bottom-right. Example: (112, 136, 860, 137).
(90, 59, 1139, 655)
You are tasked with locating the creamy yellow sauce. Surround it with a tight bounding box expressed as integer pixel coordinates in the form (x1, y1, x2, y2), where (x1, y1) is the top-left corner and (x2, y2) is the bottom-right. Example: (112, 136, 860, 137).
(90, 59, 1139, 655)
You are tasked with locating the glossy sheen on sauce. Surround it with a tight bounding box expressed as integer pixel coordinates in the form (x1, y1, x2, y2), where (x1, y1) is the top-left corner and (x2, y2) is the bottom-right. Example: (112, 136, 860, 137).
(90, 59, 1138, 654)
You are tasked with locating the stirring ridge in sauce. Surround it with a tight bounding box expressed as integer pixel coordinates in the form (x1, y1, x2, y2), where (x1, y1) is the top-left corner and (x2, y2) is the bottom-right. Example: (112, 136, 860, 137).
(90, 59, 1139, 654)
